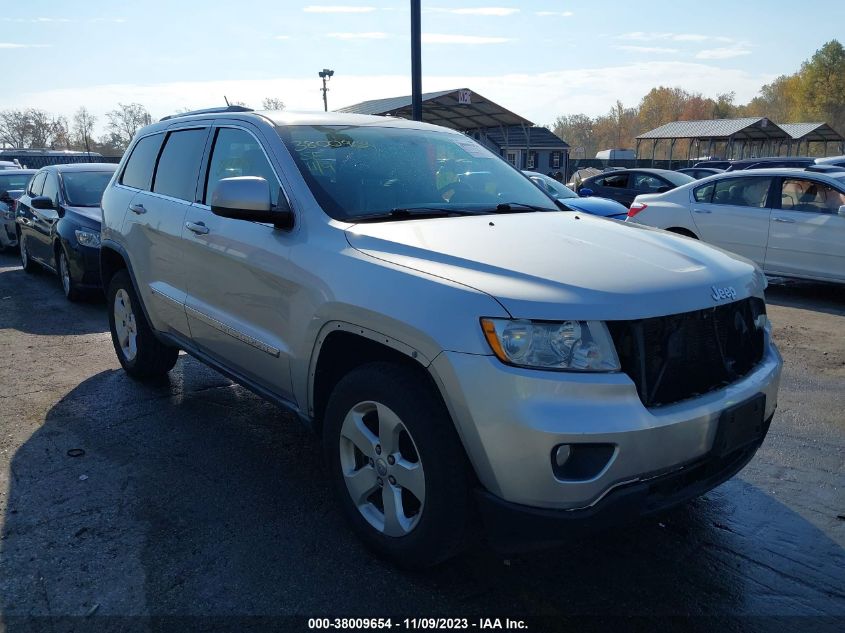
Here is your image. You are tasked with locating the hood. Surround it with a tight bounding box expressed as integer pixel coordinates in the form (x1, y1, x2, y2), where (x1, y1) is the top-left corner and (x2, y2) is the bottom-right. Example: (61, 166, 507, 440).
(345, 212, 764, 321)
(63, 205, 102, 225)
(559, 196, 628, 218)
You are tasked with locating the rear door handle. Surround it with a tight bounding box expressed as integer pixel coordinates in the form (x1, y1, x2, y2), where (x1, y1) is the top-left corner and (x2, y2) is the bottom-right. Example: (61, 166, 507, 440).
(129, 203, 146, 215)
(773, 217, 795, 223)
(185, 221, 209, 235)
(693, 209, 712, 214)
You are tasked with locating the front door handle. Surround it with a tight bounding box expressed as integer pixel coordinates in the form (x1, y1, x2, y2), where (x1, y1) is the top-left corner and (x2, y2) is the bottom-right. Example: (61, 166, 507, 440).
(185, 221, 209, 235)
(773, 217, 795, 223)
(693, 209, 712, 214)
(129, 203, 146, 215)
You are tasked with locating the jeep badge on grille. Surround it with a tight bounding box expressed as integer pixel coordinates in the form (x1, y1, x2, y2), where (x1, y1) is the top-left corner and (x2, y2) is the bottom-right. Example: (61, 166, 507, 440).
(711, 285, 737, 301)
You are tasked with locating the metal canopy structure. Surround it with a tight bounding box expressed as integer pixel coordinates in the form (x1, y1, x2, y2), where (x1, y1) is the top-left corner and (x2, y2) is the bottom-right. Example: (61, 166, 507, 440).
(337, 88, 533, 131)
(636, 117, 844, 164)
(635, 118, 790, 164)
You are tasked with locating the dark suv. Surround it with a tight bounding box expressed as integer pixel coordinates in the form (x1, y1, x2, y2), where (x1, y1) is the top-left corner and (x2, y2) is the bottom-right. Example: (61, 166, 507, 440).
(16, 163, 117, 300)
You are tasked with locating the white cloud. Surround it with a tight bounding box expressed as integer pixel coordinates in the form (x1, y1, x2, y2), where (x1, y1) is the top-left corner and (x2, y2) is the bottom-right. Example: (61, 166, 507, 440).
(535, 11, 574, 17)
(422, 33, 511, 44)
(428, 7, 520, 16)
(0, 62, 775, 136)
(618, 32, 731, 43)
(0, 43, 50, 49)
(696, 46, 752, 59)
(616, 46, 679, 54)
(326, 32, 388, 40)
(303, 5, 376, 13)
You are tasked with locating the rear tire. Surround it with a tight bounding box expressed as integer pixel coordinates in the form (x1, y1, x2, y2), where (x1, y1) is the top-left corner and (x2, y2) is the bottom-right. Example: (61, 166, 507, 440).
(107, 269, 179, 380)
(324, 362, 472, 568)
(19, 233, 36, 273)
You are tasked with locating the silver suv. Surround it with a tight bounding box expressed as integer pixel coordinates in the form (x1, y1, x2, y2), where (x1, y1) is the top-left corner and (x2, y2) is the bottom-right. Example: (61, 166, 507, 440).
(101, 107, 783, 567)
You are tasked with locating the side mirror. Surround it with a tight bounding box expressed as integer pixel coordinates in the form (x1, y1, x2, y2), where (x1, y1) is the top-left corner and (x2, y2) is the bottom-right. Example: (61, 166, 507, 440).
(210, 177, 294, 230)
(838, 205, 845, 217)
(31, 196, 55, 211)
(579, 188, 594, 198)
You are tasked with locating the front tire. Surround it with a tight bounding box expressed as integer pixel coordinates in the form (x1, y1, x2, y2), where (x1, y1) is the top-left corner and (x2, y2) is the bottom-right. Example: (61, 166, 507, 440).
(324, 362, 472, 568)
(107, 269, 179, 380)
(19, 233, 36, 273)
(58, 248, 81, 301)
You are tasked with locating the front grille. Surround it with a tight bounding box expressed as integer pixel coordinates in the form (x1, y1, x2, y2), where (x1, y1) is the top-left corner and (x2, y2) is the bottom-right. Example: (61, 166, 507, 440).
(607, 297, 766, 408)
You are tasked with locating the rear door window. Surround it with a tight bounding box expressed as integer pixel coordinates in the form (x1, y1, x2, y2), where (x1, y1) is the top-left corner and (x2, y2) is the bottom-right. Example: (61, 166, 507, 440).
(121, 134, 164, 190)
(633, 173, 665, 191)
(711, 177, 772, 208)
(152, 128, 209, 202)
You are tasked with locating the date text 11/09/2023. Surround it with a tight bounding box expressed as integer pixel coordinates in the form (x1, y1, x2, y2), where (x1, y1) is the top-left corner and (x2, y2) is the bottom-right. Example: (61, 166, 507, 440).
(308, 618, 528, 630)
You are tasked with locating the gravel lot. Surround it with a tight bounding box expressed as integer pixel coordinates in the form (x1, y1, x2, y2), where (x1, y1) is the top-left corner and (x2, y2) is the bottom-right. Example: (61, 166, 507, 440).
(0, 250, 843, 630)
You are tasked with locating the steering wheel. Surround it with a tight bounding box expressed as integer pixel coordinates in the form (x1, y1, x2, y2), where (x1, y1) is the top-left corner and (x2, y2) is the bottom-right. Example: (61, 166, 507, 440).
(437, 180, 470, 202)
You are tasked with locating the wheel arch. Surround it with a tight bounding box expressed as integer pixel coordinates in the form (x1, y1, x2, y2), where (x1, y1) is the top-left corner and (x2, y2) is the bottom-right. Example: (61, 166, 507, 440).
(308, 324, 439, 434)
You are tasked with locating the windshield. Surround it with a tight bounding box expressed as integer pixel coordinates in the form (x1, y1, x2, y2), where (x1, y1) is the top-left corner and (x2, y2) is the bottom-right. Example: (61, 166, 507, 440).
(0, 172, 34, 194)
(660, 171, 696, 186)
(60, 171, 114, 207)
(276, 125, 558, 220)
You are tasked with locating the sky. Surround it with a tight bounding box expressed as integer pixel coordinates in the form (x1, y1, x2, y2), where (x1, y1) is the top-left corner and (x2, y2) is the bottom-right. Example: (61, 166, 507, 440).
(1, 0, 844, 135)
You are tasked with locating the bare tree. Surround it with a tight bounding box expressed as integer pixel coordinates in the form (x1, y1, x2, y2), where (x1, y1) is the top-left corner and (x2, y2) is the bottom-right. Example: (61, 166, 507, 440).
(261, 97, 285, 110)
(0, 110, 31, 148)
(105, 103, 152, 150)
(50, 116, 71, 149)
(72, 107, 97, 153)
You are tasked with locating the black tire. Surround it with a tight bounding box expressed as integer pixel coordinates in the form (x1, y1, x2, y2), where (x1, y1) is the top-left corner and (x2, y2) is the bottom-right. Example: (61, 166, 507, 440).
(107, 269, 179, 380)
(323, 361, 472, 568)
(58, 248, 82, 302)
(19, 232, 36, 273)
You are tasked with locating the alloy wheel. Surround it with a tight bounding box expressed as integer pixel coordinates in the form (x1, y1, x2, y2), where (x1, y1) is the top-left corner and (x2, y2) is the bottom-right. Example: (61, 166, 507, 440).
(339, 400, 425, 536)
(113, 288, 138, 361)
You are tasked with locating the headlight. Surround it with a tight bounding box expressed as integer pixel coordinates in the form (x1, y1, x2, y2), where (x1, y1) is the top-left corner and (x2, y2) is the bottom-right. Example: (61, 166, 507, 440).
(75, 229, 101, 247)
(481, 318, 620, 371)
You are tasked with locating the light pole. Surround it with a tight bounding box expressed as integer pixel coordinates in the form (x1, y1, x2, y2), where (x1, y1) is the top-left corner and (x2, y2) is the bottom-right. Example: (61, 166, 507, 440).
(319, 68, 334, 112)
(410, 0, 422, 121)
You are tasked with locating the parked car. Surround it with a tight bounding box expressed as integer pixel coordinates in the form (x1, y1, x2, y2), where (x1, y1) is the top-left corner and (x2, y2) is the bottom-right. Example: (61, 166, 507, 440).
(0, 169, 36, 250)
(814, 155, 845, 168)
(677, 167, 724, 179)
(576, 168, 694, 207)
(693, 160, 732, 170)
(626, 167, 845, 284)
(523, 171, 628, 219)
(100, 107, 781, 567)
(726, 156, 816, 171)
(16, 163, 117, 300)
(0, 160, 22, 170)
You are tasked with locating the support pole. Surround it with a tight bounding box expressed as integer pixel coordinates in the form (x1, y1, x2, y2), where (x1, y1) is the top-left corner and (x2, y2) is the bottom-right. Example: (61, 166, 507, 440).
(410, 0, 422, 122)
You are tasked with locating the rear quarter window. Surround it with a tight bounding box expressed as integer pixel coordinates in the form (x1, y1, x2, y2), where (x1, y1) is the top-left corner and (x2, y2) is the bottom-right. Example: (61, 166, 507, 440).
(121, 134, 164, 190)
(693, 182, 714, 203)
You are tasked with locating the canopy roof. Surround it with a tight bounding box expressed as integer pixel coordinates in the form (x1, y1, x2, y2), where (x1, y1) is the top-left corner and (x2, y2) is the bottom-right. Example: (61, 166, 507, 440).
(337, 88, 533, 131)
(637, 118, 789, 141)
(778, 122, 844, 142)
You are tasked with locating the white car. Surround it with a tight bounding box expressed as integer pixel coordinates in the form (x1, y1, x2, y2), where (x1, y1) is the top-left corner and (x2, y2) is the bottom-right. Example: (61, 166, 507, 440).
(626, 167, 845, 284)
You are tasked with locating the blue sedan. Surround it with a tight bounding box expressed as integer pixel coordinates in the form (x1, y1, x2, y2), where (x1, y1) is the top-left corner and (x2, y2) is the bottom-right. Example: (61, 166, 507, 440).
(523, 171, 629, 220)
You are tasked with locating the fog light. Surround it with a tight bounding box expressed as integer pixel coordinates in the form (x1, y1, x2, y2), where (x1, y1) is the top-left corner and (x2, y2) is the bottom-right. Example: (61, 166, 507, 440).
(553, 444, 572, 468)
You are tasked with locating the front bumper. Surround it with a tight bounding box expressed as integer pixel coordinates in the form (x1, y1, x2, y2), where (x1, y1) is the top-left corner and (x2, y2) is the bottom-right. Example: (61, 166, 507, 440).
(475, 424, 770, 552)
(430, 333, 782, 510)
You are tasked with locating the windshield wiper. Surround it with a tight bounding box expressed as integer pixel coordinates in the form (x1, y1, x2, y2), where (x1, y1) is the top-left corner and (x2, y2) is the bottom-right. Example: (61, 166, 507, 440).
(490, 202, 554, 213)
(349, 207, 477, 223)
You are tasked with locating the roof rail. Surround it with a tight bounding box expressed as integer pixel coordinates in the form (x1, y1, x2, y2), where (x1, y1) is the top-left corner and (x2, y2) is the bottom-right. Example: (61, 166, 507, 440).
(805, 164, 845, 173)
(159, 105, 254, 122)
